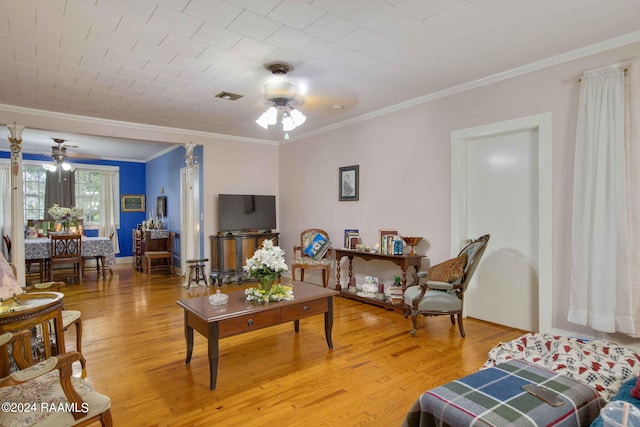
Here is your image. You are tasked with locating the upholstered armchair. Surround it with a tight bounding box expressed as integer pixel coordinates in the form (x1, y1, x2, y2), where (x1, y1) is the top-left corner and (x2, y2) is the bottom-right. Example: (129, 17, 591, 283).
(291, 229, 333, 287)
(403, 234, 490, 337)
(0, 330, 112, 426)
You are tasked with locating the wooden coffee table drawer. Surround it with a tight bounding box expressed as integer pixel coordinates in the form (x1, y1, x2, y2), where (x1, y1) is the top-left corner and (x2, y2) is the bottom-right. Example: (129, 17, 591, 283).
(281, 298, 328, 322)
(218, 310, 280, 337)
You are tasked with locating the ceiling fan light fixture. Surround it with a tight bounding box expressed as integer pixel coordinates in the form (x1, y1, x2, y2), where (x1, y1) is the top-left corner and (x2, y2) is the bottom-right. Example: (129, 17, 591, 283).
(43, 163, 57, 172)
(281, 112, 296, 132)
(289, 108, 306, 126)
(256, 62, 308, 135)
(256, 106, 278, 129)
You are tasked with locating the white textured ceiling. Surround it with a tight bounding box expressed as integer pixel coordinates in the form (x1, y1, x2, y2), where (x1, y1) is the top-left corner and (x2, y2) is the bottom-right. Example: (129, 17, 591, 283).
(1, 0, 640, 160)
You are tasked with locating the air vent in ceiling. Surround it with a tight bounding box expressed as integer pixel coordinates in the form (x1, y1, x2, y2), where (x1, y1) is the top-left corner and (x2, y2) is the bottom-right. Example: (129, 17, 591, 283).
(215, 91, 243, 101)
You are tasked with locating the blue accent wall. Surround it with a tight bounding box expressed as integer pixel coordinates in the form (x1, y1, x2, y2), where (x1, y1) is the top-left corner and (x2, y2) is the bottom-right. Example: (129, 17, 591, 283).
(145, 145, 204, 267)
(0, 151, 145, 258)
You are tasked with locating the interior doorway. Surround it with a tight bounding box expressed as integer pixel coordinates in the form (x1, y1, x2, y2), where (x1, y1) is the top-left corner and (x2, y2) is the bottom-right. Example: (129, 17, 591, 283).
(451, 113, 552, 332)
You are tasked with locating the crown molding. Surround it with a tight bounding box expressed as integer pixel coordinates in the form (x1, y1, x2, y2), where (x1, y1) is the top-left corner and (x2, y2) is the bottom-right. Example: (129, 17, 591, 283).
(0, 104, 278, 146)
(290, 30, 640, 143)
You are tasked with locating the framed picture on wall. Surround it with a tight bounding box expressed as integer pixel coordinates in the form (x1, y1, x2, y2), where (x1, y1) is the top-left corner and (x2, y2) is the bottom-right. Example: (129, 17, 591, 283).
(339, 165, 359, 201)
(157, 196, 167, 217)
(121, 194, 145, 212)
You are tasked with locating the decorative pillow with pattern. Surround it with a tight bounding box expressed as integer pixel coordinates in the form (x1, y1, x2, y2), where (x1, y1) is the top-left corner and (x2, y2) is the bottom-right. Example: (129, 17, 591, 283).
(303, 233, 332, 260)
(427, 253, 468, 283)
(0, 252, 23, 300)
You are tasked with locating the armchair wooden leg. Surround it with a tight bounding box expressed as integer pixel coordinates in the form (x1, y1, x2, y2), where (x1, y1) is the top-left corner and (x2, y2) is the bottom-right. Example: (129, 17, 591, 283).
(457, 313, 465, 338)
(410, 312, 418, 337)
(100, 408, 114, 427)
(450, 314, 456, 325)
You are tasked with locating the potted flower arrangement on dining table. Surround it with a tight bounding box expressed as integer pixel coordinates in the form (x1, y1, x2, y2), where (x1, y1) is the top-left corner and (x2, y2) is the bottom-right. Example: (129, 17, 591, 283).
(47, 204, 83, 233)
(243, 239, 293, 302)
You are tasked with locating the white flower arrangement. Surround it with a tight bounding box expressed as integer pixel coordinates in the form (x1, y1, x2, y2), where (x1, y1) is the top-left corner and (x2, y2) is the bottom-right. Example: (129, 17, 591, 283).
(243, 239, 293, 303)
(48, 204, 83, 225)
(243, 239, 289, 279)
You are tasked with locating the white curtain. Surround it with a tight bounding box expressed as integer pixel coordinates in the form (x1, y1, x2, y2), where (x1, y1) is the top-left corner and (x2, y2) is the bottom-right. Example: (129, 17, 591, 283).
(624, 60, 640, 335)
(0, 164, 11, 260)
(98, 171, 120, 254)
(568, 63, 637, 335)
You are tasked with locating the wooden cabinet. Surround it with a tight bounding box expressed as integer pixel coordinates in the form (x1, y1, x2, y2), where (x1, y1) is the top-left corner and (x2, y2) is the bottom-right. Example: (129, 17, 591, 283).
(209, 232, 279, 284)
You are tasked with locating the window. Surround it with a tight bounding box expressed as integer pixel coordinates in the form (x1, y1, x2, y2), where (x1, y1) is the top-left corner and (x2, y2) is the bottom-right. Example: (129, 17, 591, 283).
(17, 161, 119, 228)
(23, 166, 47, 221)
(74, 170, 101, 224)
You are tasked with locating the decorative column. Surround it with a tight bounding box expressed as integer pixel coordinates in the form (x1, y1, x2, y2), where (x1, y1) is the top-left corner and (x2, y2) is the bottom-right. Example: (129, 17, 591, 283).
(7, 124, 26, 287)
(182, 143, 197, 283)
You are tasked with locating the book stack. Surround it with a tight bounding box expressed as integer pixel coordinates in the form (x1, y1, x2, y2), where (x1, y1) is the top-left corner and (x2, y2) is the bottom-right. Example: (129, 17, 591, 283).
(388, 284, 404, 305)
(344, 229, 360, 249)
(379, 229, 403, 255)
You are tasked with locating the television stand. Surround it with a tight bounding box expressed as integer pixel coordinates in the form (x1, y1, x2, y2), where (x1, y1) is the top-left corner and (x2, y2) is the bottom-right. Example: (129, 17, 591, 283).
(209, 231, 279, 285)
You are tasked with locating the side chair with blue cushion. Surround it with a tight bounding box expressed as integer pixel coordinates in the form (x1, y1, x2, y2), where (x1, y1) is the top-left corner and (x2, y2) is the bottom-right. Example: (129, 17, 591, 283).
(291, 229, 333, 288)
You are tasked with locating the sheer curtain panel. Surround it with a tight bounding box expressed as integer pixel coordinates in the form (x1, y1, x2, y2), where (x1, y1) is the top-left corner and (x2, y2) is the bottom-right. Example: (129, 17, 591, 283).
(99, 171, 120, 254)
(568, 64, 636, 335)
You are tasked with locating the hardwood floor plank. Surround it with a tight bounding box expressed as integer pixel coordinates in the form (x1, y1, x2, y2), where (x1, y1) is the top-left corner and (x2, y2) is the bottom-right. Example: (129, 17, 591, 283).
(39, 265, 526, 426)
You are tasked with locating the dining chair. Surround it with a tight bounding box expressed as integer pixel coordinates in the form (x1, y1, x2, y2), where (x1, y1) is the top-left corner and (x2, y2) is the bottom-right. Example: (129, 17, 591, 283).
(3, 234, 45, 282)
(49, 235, 83, 282)
(143, 231, 175, 274)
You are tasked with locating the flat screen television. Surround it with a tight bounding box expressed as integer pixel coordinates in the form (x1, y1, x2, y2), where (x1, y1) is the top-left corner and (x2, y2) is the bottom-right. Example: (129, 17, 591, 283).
(218, 194, 276, 232)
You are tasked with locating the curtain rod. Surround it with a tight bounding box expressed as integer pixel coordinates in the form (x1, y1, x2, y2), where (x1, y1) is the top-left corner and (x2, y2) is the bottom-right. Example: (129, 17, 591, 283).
(573, 68, 628, 84)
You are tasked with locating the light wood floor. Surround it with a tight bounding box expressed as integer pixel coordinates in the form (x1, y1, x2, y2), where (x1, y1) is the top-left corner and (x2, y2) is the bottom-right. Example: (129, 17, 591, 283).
(46, 264, 526, 426)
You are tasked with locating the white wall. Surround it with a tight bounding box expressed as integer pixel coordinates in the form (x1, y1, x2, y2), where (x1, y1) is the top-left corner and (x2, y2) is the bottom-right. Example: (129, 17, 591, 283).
(279, 41, 640, 341)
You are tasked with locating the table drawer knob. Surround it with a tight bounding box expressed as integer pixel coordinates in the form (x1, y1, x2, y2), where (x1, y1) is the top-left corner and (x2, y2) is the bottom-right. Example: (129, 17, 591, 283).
(247, 319, 254, 326)
(303, 305, 310, 312)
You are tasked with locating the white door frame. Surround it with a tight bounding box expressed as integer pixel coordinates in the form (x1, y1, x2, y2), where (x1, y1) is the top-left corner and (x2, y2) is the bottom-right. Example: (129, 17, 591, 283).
(451, 112, 553, 333)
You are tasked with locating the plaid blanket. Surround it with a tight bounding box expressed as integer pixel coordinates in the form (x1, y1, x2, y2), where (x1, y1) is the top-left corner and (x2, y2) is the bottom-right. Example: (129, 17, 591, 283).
(403, 359, 605, 427)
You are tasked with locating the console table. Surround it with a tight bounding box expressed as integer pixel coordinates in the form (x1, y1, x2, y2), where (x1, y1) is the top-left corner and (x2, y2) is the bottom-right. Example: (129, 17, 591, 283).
(334, 248, 424, 312)
(209, 232, 279, 284)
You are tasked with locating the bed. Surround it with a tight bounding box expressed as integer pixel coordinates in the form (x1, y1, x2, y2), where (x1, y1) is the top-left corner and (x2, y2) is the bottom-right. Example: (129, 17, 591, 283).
(403, 333, 640, 427)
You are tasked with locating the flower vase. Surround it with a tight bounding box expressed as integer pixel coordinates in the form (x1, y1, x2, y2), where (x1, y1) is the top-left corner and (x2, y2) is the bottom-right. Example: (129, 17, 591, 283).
(258, 275, 277, 292)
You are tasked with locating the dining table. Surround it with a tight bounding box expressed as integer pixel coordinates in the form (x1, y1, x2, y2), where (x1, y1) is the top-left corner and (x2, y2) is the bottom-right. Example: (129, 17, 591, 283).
(24, 236, 116, 280)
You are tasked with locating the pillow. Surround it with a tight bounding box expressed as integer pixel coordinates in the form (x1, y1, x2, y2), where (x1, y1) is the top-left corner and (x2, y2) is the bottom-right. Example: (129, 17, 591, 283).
(427, 253, 468, 283)
(0, 252, 23, 300)
(303, 233, 332, 260)
(632, 375, 640, 399)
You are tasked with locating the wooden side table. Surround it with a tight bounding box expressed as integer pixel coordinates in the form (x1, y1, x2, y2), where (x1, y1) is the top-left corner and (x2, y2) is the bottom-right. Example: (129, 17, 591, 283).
(0, 292, 65, 376)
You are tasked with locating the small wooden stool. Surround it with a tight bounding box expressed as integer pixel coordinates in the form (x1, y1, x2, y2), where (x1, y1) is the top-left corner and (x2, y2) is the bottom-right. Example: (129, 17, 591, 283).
(186, 258, 208, 290)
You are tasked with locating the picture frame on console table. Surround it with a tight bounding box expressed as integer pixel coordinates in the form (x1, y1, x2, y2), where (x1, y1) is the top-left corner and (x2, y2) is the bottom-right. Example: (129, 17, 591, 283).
(122, 194, 145, 212)
(156, 196, 167, 217)
(339, 165, 359, 201)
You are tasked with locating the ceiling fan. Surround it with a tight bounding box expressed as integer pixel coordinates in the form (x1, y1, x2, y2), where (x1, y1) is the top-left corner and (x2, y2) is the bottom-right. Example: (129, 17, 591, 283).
(43, 138, 77, 173)
(255, 63, 307, 135)
(254, 62, 359, 138)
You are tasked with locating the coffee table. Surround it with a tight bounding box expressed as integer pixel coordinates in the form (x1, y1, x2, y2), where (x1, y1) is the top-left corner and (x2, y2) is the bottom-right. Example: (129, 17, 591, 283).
(176, 281, 339, 390)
